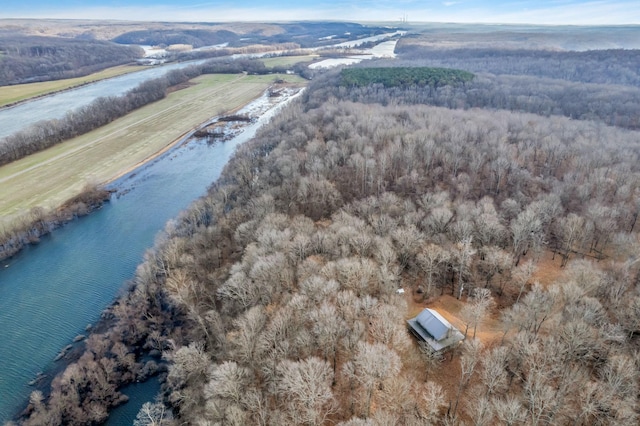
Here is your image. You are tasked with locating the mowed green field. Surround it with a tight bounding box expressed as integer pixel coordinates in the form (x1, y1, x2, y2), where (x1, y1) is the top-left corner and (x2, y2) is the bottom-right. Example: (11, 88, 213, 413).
(0, 73, 306, 219)
(0, 64, 144, 107)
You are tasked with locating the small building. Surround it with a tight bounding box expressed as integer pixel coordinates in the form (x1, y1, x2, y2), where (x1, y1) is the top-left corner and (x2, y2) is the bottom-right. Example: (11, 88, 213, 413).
(407, 308, 464, 352)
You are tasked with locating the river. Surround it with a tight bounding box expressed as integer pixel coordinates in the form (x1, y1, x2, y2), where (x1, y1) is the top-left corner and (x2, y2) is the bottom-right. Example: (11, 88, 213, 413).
(0, 60, 209, 140)
(0, 89, 300, 423)
(0, 32, 404, 140)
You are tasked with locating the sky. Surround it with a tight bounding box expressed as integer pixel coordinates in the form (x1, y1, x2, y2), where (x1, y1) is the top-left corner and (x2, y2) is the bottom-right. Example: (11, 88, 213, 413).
(1, 1, 639, 25)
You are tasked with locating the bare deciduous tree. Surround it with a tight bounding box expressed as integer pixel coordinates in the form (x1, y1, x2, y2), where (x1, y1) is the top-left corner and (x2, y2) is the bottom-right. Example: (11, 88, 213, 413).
(511, 208, 544, 266)
(349, 342, 402, 418)
(229, 306, 266, 365)
(310, 301, 347, 377)
(453, 237, 476, 299)
(555, 213, 586, 267)
(492, 396, 526, 426)
(277, 357, 337, 426)
(480, 346, 508, 397)
(134, 400, 173, 426)
(417, 243, 450, 297)
(452, 339, 483, 417)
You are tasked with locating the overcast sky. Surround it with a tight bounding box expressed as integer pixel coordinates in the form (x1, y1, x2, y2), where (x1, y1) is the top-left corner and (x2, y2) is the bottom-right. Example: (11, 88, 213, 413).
(2, 1, 639, 25)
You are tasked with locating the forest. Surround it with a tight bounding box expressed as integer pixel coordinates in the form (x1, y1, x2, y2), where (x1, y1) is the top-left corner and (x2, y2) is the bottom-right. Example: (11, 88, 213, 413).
(13, 27, 640, 425)
(395, 35, 640, 86)
(112, 29, 240, 48)
(340, 67, 474, 88)
(0, 36, 142, 86)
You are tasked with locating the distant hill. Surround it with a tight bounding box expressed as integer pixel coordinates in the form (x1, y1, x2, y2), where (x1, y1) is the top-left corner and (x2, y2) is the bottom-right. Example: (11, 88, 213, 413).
(0, 20, 399, 86)
(111, 22, 394, 49)
(0, 35, 142, 86)
(112, 29, 239, 48)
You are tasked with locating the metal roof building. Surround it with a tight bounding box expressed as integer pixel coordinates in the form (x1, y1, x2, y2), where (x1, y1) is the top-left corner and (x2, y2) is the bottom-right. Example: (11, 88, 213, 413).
(407, 308, 464, 352)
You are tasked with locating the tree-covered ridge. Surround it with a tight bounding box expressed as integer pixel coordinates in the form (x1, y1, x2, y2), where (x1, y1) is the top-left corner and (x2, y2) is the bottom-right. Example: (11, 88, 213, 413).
(340, 67, 474, 88)
(112, 29, 239, 48)
(396, 37, 640, 87)
(112, 22, 395, 50)
(309, 65, 640, 130)
(0, 36, 142, 86)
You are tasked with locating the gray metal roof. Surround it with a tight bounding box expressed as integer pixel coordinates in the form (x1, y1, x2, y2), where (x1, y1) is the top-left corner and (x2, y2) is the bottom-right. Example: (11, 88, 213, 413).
(407, 308, 464, 352)
(416, 308, 450, 341)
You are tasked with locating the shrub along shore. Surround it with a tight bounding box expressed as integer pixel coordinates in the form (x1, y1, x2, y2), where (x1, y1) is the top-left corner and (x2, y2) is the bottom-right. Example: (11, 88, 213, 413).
(0, 185, 111, 261)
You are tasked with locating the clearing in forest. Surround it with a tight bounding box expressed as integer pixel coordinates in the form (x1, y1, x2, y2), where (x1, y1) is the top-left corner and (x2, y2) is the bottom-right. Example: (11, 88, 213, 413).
(406, 293, 503, 346)
(0, 73, 306, 220)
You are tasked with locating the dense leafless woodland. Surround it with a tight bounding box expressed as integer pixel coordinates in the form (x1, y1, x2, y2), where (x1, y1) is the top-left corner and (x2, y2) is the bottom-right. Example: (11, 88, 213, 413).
(17, 29, 640, 425)
(0, 36, 142, 86)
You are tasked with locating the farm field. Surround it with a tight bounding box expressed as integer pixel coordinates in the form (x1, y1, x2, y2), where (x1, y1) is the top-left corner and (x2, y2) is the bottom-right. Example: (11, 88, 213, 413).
(0, 64, 144, 107)
(0, 72, 305, 219)
(261, 54, 318, 68)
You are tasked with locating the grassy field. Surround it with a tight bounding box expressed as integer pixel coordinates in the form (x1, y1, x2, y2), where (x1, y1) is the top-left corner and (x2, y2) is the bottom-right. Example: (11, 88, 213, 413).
(0, 64, 144, 107)
(261, 55, 318, 68)
(0, 56, 314, 107)
(0, 73, 306, 219)
(0, 53, 314, 108)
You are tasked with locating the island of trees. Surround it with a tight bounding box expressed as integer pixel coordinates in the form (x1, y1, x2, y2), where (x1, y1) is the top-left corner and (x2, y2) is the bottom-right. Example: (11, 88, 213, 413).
(7, 24, 640, 425)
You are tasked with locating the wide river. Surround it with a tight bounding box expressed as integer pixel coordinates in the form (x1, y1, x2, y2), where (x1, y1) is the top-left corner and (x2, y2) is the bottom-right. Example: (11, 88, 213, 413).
(0, 60, 210, 140)
(0, 31, 402, 140)
(0, 91, 297, 423)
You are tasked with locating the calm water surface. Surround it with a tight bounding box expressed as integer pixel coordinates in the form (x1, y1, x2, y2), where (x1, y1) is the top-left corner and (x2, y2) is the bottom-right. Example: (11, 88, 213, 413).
(0, 92, 295, 422)
(0, 60, 206, 139)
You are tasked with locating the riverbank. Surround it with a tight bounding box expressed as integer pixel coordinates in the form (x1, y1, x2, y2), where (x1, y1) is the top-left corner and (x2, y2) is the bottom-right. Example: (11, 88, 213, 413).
(103, 85, 284, 186)
(0, 79, 304, 263)
(14, 284, 168, 423)
(0, 73, 304, 218)
(0, 185, 112, 261)
(3, 87, 304, 424)
(0, 64, 145, 108)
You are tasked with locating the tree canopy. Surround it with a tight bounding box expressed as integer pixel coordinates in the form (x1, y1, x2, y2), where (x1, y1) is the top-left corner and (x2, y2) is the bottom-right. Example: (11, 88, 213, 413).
(341, 67, 474, 88)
